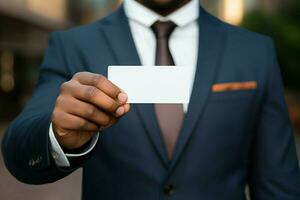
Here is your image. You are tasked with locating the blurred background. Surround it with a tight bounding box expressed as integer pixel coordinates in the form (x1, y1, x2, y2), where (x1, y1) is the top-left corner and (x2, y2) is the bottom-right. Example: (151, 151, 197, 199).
(0, 0, 299, 199)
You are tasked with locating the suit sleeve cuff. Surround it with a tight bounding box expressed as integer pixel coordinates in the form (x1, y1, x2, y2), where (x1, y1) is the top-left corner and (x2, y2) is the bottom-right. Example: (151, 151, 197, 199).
(49, 123, 99, 167)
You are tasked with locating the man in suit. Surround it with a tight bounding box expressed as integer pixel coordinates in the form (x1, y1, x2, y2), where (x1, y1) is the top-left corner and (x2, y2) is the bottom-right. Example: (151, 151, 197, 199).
(2, 0, 300, 199)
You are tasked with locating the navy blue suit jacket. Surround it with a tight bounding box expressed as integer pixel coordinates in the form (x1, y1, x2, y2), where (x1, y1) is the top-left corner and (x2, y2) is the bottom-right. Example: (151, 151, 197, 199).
(2, 5, 300, 200)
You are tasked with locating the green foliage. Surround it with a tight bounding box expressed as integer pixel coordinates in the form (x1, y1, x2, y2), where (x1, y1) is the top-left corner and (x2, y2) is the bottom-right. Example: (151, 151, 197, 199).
(241, 0, 300, 89)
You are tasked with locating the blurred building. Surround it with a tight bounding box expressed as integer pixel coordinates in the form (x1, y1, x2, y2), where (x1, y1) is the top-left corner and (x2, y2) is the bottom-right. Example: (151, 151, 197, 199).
(69, 0, 121, 24)
(0, 0, 122, 122)
(0, 0, 71, 121)
(203, 0, 290, 25)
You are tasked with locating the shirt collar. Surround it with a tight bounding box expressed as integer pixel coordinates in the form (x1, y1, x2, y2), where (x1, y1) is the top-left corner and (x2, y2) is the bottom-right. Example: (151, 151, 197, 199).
(124, 0, 199, 28)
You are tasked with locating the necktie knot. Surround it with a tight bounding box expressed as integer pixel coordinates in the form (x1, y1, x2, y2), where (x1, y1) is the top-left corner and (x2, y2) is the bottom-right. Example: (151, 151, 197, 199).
(151, 21, 177, 39)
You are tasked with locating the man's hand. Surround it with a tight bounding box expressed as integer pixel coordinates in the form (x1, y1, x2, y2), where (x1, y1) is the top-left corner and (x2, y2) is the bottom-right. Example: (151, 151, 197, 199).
(51, 72, 130, 150)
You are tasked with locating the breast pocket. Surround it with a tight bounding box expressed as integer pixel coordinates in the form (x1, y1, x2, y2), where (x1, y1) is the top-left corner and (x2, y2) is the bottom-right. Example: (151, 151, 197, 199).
(208, 89, 257, 103)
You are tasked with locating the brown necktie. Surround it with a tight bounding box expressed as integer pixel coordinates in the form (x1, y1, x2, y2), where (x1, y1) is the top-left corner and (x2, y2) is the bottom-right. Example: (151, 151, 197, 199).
(151, 21, 184, 160)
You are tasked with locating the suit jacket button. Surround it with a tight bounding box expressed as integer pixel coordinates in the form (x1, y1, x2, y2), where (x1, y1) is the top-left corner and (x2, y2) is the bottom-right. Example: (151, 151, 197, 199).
(164, 184, 175, 196)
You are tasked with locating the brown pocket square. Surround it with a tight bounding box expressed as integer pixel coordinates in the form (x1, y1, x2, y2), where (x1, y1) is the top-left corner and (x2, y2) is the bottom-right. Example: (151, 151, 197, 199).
(212, 81, 257, 92)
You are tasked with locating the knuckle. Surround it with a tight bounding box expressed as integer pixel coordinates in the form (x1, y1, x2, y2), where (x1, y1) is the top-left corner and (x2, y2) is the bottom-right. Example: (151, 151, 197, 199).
(86, 106, 96, 117)
(51, 110, 57, 121)
(60, 82, 69, 93)
(85, 86, 98, 99)
(78, 119, 87, 129)
(60, 80, 76, 94)
(51, 110, 61, 123)
(73, 72, 82, 79)
(55, 95, 64, 106)
(92, 74, 105, 86)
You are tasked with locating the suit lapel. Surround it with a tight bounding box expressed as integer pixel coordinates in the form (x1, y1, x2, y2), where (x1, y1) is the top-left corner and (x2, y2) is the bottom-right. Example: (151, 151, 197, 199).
(100, 6, 141, 66)
(169, 8, 227, 171)
(100, 5, 169, 167)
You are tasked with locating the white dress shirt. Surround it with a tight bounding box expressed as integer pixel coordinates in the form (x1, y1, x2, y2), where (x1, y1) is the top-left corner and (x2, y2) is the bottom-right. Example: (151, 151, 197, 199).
(49, 0, 200, 167)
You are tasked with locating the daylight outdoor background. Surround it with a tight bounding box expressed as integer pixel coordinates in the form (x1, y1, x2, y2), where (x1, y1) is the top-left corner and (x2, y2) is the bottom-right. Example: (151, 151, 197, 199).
(0, 0, 299, 199)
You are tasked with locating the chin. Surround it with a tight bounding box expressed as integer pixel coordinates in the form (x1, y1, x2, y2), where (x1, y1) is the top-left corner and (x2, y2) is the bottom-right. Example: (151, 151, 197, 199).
(144, 0, 182, 9)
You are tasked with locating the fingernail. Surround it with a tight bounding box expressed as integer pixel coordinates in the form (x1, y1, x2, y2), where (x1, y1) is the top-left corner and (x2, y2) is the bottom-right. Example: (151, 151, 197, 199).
(118, 93, 127, 103)
(115, 106, 125, 116)
(124, 103, 130, 113)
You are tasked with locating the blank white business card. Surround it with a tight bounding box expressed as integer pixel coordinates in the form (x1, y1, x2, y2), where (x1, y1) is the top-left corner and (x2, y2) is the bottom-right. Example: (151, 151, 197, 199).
(108, 66, 191, 104)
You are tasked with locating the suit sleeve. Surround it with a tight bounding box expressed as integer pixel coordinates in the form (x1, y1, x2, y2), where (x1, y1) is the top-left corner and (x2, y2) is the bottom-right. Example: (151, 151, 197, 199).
(1, 32, 93, 184)
(49, 123, 99, 167)
(249, 38, 300, 199)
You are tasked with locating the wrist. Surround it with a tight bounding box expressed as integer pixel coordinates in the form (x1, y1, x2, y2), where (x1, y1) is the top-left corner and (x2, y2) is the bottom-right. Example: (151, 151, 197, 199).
(62, 137, 94, 154)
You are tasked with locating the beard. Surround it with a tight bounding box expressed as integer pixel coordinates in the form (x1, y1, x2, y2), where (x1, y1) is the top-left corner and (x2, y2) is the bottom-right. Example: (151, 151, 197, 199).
(137, 0, 191, 15)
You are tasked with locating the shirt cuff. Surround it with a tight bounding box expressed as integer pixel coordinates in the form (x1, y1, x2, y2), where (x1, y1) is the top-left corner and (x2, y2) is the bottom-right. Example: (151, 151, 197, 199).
(49, 123, 99, 167)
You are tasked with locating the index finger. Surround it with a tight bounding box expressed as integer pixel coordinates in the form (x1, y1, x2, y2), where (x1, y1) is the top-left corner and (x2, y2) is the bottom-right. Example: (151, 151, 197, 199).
(73, 72, 121, 99)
